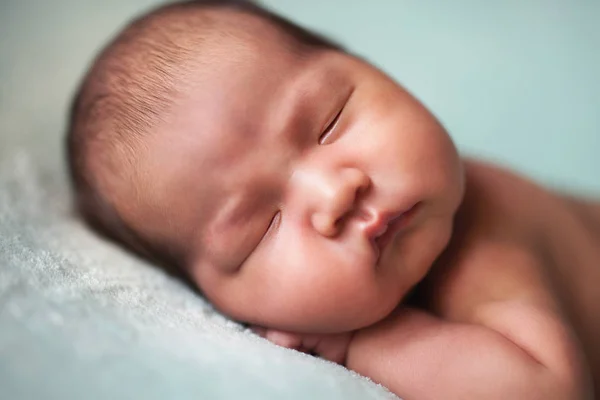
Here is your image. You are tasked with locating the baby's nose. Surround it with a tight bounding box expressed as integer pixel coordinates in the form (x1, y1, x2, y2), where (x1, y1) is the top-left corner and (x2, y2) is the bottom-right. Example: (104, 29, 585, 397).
(310, 167, 371, 237)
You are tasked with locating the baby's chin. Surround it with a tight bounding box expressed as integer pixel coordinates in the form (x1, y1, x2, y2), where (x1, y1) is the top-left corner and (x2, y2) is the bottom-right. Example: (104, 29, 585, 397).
(297, 289, 409, 333)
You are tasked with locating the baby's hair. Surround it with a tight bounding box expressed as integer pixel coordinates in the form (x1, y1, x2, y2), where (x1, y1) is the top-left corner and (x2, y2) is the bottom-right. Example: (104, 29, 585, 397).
(66, 0, 343, 269)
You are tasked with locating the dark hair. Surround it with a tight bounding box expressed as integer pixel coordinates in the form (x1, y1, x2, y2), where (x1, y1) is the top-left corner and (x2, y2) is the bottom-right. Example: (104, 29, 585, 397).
(66, 0, 344, 270)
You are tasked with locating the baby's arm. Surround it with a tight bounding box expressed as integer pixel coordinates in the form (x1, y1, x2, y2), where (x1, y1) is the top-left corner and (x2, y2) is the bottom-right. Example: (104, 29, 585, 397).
(347, 305, 590, 400)
(255, 301, 589, 399)
(255, 299, 590, 399)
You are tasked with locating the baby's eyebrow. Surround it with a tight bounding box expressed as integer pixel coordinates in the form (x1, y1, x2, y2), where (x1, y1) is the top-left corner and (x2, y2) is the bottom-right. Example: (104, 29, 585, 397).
(271, 59, 332, 115)
(268, 65, 346, 147)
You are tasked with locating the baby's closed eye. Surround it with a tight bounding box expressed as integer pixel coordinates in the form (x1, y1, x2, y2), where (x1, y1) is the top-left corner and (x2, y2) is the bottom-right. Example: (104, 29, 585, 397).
(261, 210, 282, 244)
(318, 88, 353, 145)
(237, 210, 281, 269)
(319, 105, 344, 145)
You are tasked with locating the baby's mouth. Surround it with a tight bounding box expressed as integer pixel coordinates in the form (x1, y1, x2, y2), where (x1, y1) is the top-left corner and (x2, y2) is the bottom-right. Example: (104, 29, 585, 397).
(372, 202, 420, 262)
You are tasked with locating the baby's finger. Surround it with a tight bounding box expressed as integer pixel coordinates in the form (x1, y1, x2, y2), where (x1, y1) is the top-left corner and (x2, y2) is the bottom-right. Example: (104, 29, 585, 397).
(265, 330, 303, 349)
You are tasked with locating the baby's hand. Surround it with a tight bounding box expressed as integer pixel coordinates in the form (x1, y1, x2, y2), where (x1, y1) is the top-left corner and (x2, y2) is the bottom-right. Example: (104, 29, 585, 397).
(251, 326, 353, 366)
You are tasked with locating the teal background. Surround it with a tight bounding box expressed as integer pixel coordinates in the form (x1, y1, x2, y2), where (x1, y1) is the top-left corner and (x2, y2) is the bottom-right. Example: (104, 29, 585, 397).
(265, 0, 600, 195)
(1, 0, 599, 194)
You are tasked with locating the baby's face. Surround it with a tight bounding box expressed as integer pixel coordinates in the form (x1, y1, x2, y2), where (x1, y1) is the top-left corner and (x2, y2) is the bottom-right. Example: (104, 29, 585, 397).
(131, 39, 464, 333)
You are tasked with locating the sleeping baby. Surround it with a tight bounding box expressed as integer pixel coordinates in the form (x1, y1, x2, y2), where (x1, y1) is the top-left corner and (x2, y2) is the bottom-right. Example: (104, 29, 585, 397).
(66, 1, 600, 398)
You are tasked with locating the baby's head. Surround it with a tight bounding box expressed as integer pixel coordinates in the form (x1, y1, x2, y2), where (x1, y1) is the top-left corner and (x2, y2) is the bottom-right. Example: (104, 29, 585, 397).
(67, 0, 464, 333)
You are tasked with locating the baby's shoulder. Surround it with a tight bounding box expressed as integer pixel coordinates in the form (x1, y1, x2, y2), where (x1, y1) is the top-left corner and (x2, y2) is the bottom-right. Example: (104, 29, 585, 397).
(421, 159, 571, 320)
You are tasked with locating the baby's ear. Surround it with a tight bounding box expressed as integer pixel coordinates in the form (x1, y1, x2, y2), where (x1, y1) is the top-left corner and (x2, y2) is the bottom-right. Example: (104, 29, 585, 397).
(250, 326, 303, 349)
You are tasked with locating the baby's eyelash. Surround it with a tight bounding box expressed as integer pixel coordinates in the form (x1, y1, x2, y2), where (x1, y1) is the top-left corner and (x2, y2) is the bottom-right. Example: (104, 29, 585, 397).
(318, 86, 354, 145)
(262, 210, 281, 241)
(318, 107, 343, 145)
(237, 211, 281, 270)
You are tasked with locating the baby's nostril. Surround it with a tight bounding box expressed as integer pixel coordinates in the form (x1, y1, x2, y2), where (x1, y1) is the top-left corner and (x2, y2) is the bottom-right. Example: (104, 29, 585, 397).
(312, 212, 339, 237)
(332, 214, 347, 234)
(357, 184, 368, 196)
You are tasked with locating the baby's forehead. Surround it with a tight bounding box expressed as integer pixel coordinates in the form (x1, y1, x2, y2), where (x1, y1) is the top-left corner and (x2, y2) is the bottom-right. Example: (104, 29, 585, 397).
(130, 4, 352, 253)
(168, 36, 340, 147)
(193, 8, 308, 65)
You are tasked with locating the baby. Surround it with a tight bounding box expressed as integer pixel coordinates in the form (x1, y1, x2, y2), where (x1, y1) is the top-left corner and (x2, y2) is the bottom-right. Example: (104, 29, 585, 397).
(66, 1, 600, 398)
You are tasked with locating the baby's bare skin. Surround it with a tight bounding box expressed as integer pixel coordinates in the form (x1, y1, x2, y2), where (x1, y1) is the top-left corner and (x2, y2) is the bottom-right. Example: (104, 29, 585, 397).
(384, 159, 599, 398)
(438, 160, 600, 390)
(264, 160, 600, 399)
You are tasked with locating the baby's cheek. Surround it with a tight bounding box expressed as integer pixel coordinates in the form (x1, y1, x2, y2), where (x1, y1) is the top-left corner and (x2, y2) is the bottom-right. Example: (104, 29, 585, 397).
(258, 222, 389, 330)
